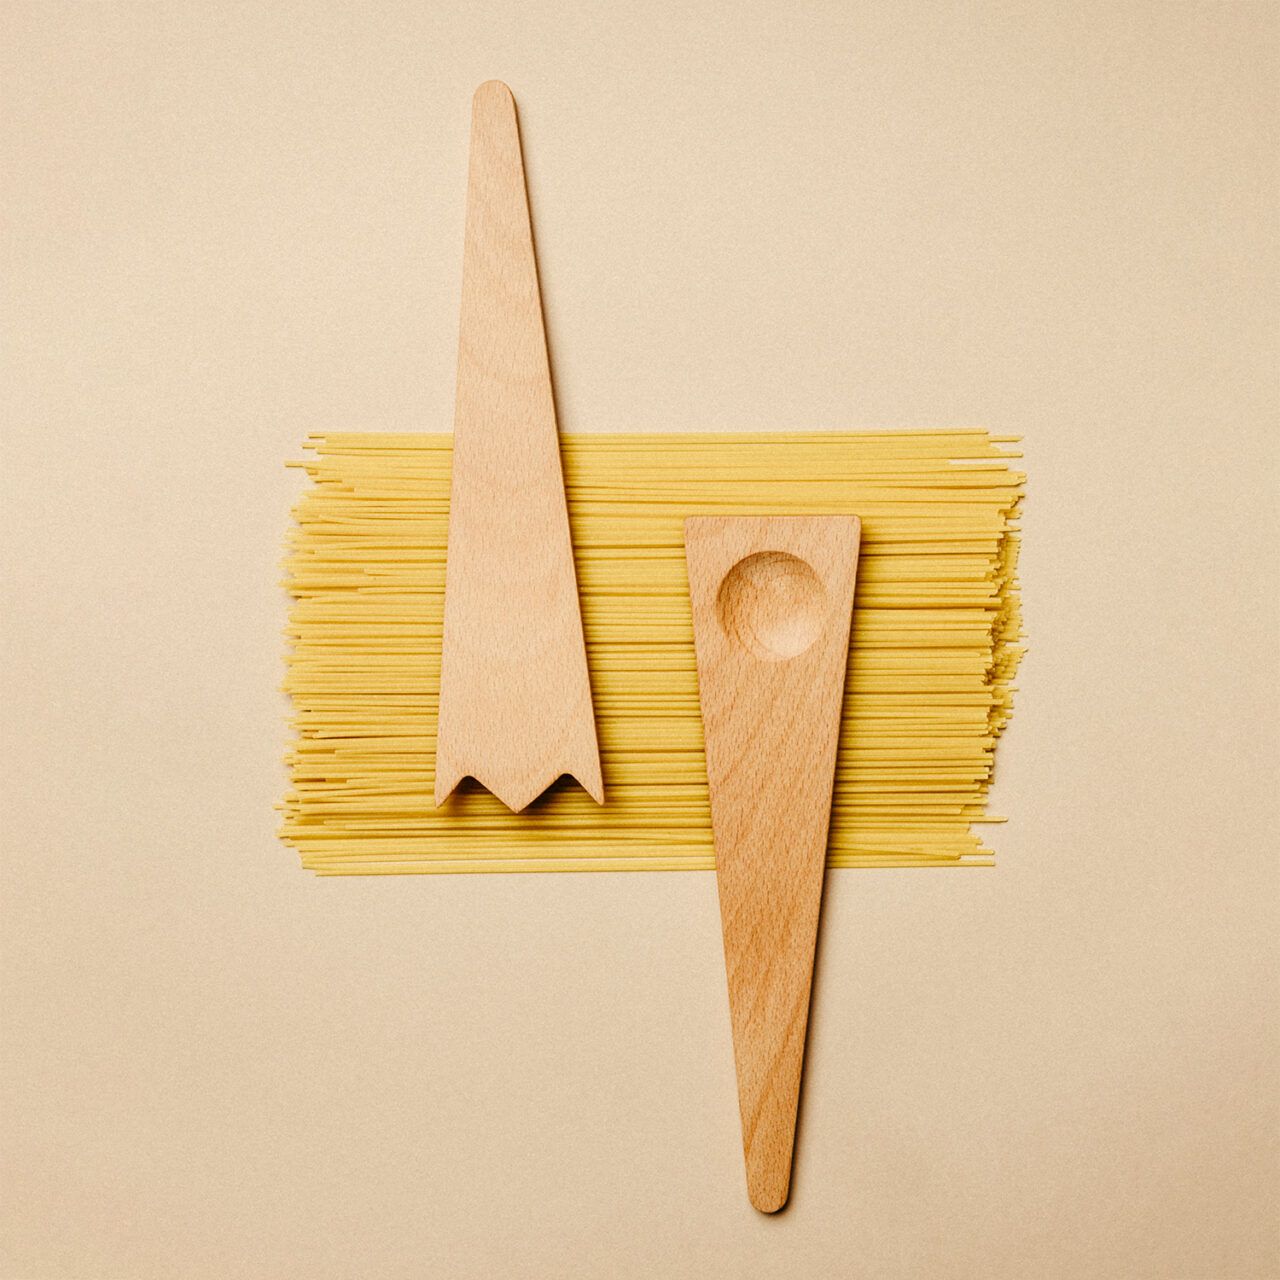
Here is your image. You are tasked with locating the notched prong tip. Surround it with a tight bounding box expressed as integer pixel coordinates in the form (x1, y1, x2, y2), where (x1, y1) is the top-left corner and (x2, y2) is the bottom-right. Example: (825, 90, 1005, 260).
(571, 771, 606, 808)
(434, 768, 604, 813)
(432, 768, 463, 809)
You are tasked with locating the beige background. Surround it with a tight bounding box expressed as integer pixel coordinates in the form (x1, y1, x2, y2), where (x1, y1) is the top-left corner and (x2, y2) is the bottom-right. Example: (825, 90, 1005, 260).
(3, 2, 1277, 1277)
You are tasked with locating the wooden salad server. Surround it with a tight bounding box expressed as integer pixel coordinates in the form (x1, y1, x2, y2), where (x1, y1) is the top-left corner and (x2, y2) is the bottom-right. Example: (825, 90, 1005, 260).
(684, 515, 861, 1212)
(434, 82, 603, 812)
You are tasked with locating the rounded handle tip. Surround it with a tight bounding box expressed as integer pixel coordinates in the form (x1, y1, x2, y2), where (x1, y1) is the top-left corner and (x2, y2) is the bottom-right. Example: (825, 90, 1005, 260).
(473, 80, 514, 108)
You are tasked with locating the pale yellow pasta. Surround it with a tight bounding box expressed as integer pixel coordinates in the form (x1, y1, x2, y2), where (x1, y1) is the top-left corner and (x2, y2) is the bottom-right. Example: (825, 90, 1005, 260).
(280, 432, 1023, 875)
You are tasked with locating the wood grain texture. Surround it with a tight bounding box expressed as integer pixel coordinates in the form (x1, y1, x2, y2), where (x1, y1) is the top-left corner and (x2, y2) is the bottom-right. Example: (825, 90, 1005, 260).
(685, 515, 861, 1212)
(434, 82, 603, 812)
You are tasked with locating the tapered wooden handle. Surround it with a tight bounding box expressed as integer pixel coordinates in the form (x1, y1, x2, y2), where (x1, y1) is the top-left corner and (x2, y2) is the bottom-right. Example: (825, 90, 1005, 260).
(434, 83, 603, 812)
(685, 515, 860, 1211)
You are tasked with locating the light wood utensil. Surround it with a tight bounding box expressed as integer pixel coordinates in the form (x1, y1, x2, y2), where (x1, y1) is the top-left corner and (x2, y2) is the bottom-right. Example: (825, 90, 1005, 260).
(434, 82, 603, 812)
(685, 515, 861, 1212)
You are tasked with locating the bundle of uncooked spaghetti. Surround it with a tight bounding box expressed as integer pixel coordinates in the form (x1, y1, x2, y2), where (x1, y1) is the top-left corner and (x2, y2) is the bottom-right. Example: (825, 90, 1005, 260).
(281, 432, 1023, 874)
